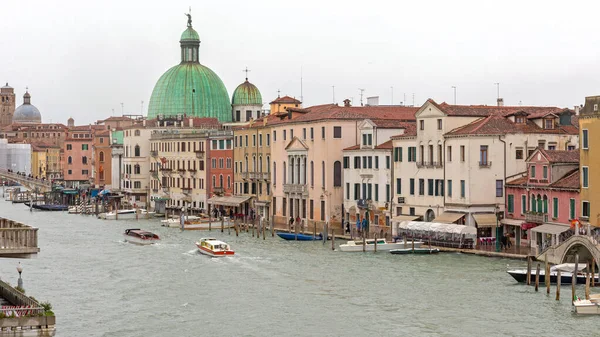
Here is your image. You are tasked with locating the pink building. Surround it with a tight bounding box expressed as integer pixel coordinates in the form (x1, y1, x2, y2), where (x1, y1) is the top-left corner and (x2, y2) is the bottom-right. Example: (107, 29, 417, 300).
(505, 148, 579, 252)
(62, 125, 104, 188)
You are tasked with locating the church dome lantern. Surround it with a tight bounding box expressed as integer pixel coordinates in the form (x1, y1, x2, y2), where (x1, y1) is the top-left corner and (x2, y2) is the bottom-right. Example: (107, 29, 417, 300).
(13, 90, 41, 124)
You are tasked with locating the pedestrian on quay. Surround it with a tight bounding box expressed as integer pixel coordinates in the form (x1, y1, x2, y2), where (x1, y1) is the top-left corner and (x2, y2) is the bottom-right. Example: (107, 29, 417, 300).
(289, 216, 294, 230)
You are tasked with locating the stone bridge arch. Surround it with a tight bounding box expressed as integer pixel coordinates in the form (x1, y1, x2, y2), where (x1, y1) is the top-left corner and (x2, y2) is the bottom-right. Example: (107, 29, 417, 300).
(537, 235, 600, 266)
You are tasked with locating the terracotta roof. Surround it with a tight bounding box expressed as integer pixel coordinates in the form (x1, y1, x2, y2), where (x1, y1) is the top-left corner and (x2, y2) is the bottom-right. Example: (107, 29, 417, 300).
(550, 169, 579, 189)
(446, 114, 578, 136)
(429, 99, 566, 118)
(269, 95, 302, 104)
(101, 116, 134, 122)
(342, 140, 394, 151)
(506, 176, 528, 186)
(94, 130, 111, 136)
(343, 144, 360, 151)
(30, 141, 60, 151)
(538, 148, 579, 163)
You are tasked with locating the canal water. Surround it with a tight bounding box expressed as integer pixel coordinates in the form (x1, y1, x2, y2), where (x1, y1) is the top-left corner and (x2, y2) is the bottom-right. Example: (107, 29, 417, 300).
(0, 198, 595, 337)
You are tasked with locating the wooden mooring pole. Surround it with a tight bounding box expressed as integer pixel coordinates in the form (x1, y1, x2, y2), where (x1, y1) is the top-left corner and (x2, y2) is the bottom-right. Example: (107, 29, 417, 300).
(331, 228, 335, 251)
(362, 233, 366, 252)
(556, 269, 561, 301)
(535, 263, 540, 292)
(586, 272, 591, 300)
(545, 255, 550, 295)
(221, 217, 224, 233)
(526, 256, 532, 286)
(592, 259, 596, 287)
(374, 234, 378, 253)
(572, 253, 579, 304)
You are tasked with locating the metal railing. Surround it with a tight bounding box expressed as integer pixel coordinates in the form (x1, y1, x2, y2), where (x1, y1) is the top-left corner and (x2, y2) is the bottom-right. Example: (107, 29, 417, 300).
(479, 161, 492, 168)
(525, 212, 545, 223)
(283, 184, 308, 194)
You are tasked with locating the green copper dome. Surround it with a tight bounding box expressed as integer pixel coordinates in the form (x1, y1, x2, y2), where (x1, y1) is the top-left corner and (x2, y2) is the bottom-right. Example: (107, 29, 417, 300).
(147, 21, 231, 122)
(232, 80, 262, 105)
(180, 27, 200, 41)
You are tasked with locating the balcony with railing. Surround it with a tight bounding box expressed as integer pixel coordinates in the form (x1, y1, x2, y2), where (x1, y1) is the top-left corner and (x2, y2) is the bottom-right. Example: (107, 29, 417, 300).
(525, 212, 545, 224)
(162, 186, 170, 193)
(182, 187, 193, 194)
(195, 150, 205, 159)
(479, 161, 492, 168)
(150, 150, 158, 157)
(242, 172, 270, 180)
(415, 161, 442, 168)
(213, 187, 224, 194)
(283, 184, 308, 195)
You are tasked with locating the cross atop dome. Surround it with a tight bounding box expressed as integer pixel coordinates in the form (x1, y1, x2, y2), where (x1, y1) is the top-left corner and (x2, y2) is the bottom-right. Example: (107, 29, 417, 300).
(243, 67, 251, 81)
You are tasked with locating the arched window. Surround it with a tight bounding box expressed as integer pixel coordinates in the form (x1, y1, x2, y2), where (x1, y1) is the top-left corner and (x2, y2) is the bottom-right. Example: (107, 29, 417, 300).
(259, 156, 263, 172)
(333, 161, 341, 187)
(283, 161, 286, 185)
(134, 145, 140, 157)
(245, 156, 249, 172)
(273, 162, 277, 185)
(134, 130, 140, 136)
(537, 194, 543, 213)
(68, 156, 72, 165)
(542, 195, 548, 214)
(310, 161, 314, 187)
(212, 175, 216, 188)
(134, 164, 140, 174)
(267, 156, 270, 172)
(99, 151, 104, 163)
(227, 176, 231, 188)
(252, 156, 256, 171)
(219, 174, 224, 187)
(531, 195, 536, 212)
(321, 161, 325, 187)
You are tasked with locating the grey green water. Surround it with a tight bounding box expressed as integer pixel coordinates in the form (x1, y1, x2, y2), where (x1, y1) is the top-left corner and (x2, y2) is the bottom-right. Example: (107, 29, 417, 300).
(0, 198, 594, 337)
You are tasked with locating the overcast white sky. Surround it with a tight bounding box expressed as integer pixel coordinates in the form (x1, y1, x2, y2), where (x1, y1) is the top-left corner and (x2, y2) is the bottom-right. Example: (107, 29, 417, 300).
(1, 0, 599, 124)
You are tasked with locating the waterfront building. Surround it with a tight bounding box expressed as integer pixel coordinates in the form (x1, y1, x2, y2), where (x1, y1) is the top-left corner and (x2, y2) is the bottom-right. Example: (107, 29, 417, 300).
(231, 76, 263, 123)
(269, 100, 418, 230)
(144, 117, 222, 212)
(505, 148, 579, 252)
(91, 129, 111, 188)
(110, 130, 124, 190)
(95, 116, 136, 130)
(342, 120, 415, 237)
(147, 17, 231, 122)
(31, 142, 61, 180)
(269, 95, 301, 115)
(391, 99, 579, 239)
(579, 95, 600, 228)
(62, 125, 103, 188)
(0, 83, 15, 127)
(122, 120, 153, 207)
(232, 116, 275, 219)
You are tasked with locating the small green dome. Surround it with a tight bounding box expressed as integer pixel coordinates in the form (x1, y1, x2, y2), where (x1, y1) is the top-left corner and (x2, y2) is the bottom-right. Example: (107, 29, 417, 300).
(232, 80, 263, 105)
(147, 63, 231, 122)
(180, 27, 199, 41)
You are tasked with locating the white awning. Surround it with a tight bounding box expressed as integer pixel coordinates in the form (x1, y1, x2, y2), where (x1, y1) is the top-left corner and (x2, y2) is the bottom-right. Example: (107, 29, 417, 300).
(531, 223, 570, 235)
(208, 195, 252, 207)
(433, 212, 465, 224)
(472, 213, 498, 227)
(501, 218, 524, 227)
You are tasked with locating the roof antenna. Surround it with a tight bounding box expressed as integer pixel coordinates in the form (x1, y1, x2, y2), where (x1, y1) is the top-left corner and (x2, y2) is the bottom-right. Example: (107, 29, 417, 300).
(358, 88, 365, 106)
(243, 67, 250, 81)
(332, 86, 335, 104)
(141, 101, 144, 114)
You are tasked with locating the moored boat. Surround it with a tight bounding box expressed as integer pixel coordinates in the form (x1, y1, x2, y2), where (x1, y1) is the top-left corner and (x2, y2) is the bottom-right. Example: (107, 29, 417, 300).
(339, 238, 422, 252)
(195, 238, 235, 257)
(573, 295, 600, 314)
(100, 209, 155, 220)
(390, 247, 440, 255)
(24, 203, 68, 211)
(507, 263, 598, 284)
(123, 229, 160, 245)
(276, 232, 323, 241)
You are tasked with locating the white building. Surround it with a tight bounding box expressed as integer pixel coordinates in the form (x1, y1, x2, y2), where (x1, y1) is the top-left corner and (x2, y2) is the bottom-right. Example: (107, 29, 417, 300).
(391, 99, 579, 236)
(0, 139, 31, 174)
(342, 119, 413, 236)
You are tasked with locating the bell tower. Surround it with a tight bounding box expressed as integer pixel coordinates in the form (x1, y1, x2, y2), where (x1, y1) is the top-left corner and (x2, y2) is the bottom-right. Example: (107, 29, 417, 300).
(0, 83, 15, 127)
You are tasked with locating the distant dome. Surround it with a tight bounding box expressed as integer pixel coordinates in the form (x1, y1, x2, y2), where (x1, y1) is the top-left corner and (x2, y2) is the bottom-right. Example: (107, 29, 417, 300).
(13, 91, 41, 124)
(147, 19, 230, 122)
(232, 79, 262, 106)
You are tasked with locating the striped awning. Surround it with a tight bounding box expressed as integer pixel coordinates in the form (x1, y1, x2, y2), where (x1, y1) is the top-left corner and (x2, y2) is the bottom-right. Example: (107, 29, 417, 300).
(208, 195, 252, 207)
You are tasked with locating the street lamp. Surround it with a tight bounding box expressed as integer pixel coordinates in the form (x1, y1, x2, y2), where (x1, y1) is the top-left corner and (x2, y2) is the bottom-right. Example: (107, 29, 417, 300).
(16, 262, 23, 290)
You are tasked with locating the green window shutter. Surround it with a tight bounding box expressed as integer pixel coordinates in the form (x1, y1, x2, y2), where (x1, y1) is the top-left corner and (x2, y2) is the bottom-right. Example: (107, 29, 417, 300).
(508, 195, 514, 213)
(399, 147, 403, 162)
(522, 195, 527, 213)
(553, 197, 558, 218)
(570, 199, 575, 219)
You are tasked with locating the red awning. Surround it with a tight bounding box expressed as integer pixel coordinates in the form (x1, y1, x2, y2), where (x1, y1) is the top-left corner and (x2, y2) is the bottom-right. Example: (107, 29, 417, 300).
(521, 223, 538, 230)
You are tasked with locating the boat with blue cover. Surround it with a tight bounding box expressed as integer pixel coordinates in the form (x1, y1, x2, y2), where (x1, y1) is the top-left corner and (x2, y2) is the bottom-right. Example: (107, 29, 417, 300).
(24, 203, 68, 211)
(276, 232, 323, 241)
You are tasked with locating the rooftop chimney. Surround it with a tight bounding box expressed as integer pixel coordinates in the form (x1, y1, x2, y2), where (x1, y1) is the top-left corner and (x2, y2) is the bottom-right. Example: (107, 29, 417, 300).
(497, 98, 504, 107)
(343, 99, 351, 107)
(189, 118, 193, 127)
(574, 105, 580, 115)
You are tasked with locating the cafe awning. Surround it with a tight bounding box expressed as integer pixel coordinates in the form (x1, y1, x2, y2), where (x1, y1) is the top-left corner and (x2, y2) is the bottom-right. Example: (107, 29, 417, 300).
(394, 215, 421, 222)
(501, 218, 524, 227)
(472, 213, 498, 227)
(208, 195, 252, 207)
(433, 212, 465, 224)
(531, 223, 570, 235)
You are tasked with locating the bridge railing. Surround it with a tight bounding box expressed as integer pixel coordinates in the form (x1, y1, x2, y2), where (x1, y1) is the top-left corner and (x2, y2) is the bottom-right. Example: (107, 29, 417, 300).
(0, 219, 38, 251)
(0, 169, 51, 190)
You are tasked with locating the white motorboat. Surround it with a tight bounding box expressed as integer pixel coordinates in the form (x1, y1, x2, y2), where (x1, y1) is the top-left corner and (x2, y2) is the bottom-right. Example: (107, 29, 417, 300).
(195, 238, 235, 257)
(573, 295, 600, 314)
(123, 229, 160, 245)
(507, 263, 597, 284)
(68, 205, 96, 214)
(161, 215, 202, 227)
(100, 209, 156, 220)
(339, 238, 423, 252)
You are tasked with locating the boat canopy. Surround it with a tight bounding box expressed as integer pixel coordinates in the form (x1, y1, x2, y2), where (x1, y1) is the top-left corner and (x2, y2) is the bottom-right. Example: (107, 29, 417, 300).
(551, 263, 587, 273)
(397, 221, 477, 239)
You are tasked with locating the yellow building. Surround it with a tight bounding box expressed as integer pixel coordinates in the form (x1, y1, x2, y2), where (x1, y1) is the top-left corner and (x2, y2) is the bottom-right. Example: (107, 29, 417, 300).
(31, 144, 47, 179)
(269, 96, 301, 115)
(579, 95, 600, 227)
(30, 143, 61, 180)
(232, 116, 274, 219)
